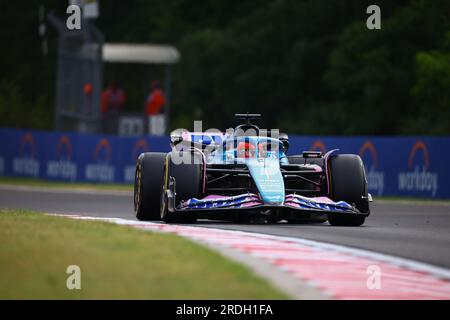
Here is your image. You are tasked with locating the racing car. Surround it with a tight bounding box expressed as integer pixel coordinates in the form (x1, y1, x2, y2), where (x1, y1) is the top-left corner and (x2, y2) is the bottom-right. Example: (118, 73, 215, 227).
(134, 114, 372, 226)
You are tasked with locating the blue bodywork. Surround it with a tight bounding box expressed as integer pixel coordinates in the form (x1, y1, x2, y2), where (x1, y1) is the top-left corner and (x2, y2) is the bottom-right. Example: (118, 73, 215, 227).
(176, 134, 359, 214)
(208, 136, 286, 205)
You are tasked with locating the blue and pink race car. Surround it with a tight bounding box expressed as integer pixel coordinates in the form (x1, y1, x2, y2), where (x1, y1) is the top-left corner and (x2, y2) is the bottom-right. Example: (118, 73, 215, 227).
(134, 114, 372, 226)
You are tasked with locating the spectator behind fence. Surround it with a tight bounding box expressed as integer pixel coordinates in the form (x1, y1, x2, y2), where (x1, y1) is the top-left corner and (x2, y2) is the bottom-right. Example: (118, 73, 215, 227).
(101, 81, 126, 134)
(145, 80, 166, 135)
(82, 82, 93, 114)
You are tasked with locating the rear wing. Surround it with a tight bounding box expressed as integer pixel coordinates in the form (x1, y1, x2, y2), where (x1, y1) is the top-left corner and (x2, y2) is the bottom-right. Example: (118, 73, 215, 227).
(235, 113, 262, 124)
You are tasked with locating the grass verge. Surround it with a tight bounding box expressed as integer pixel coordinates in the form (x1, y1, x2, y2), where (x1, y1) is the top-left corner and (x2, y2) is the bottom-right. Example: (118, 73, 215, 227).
(0, 210, 288, 299)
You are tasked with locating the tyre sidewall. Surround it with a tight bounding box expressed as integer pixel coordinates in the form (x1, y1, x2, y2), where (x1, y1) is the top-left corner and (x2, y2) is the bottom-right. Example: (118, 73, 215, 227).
(135, 152, 166, 221)
(327, 154, 369, 226)
(161, 152, 203, 223)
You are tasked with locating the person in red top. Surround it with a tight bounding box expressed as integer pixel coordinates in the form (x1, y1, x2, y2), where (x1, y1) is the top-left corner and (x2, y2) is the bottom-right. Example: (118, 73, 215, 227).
(145, 80, 166, 135)
(145, 80, 166, 116)
(100, 81, 126, 134)
(101, 81, 126, 115)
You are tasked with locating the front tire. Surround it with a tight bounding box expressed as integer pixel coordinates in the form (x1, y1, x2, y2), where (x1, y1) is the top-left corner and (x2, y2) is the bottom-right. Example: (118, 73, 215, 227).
(161, 152, 203, 223)
(134, 152, 166, 221)
(327, 154, 369, 226)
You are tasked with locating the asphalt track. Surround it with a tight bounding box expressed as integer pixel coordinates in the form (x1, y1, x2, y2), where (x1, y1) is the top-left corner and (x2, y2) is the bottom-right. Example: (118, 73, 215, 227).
(1, 185, 450, 269)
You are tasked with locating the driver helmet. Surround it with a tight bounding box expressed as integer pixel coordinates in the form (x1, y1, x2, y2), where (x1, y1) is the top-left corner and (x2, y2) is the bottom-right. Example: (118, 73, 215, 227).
(237, 142, 256, 158)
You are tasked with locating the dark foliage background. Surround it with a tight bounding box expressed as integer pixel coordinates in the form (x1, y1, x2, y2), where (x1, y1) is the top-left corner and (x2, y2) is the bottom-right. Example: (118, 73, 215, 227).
(0, 0, 449, 134)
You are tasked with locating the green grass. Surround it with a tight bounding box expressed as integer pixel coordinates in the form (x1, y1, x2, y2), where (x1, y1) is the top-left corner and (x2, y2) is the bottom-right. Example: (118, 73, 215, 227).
(0, 176, 132, 192)
(0, 210, 288, 299)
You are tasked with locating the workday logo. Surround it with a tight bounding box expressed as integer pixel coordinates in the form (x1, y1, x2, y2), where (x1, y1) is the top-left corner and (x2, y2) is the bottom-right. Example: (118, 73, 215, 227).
(13, 133, 40, 177)
(85, 139, 115, 182)
(124, 139, 149, 183)
(359, 141, 384, 195)
(398, 141, 438, 197)
(47, 136, 77, 181)
(94, 139, 112, 162)
(310, 140, 327, 154)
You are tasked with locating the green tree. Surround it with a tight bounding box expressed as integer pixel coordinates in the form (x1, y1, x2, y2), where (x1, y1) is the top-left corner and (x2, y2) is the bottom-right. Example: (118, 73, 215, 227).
(408, 33, 450, 134)
(324, 0, 450, 135)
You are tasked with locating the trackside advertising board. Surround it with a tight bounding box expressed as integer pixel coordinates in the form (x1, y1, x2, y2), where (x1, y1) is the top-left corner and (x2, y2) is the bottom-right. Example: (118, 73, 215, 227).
(288, 136, 449, 199)
(0, 128, 449, 198)
(0, 128, 170, 184)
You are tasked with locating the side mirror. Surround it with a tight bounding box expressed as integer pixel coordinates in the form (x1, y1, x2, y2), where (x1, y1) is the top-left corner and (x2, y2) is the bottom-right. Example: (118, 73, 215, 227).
(170, 135, 183, 147)
(170, 129, 185, 147)
(279, 132, 289, 153)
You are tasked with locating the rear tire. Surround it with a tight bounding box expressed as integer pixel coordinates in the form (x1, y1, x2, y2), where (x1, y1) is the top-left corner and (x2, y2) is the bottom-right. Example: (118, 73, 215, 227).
(134, 152, 166, 221)
(327, 154, 369, 227)
(161, 152, 203, 223)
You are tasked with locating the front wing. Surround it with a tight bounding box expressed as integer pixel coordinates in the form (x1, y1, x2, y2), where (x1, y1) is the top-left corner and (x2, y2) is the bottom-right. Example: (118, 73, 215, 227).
(165, 181, 366, 217)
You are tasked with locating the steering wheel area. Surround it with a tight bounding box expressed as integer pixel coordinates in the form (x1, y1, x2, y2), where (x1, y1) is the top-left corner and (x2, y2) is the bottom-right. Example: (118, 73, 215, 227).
(234, 124, 260, 136)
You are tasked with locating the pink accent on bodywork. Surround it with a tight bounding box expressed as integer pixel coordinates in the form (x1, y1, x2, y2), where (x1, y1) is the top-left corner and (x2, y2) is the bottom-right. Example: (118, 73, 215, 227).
(181, 131, 191, 141)
(241, 201, 264, 207)
(309, 164, 322, 172)
(199, 194, 336, 206)
(202, 195, 229, 200)
(309, 196, 335, 204)
(324, 149, 339, 195)
(199, 194, 260, 202)
(201, 152, 206, 193)
(284, 195, 335, 204)
(284, 202, 301, 208)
